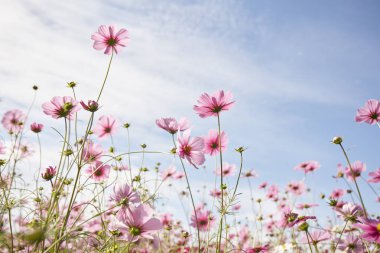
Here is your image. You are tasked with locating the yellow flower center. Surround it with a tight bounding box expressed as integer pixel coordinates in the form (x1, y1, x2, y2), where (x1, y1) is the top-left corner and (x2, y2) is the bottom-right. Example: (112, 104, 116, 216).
(376, 222, 380, 232)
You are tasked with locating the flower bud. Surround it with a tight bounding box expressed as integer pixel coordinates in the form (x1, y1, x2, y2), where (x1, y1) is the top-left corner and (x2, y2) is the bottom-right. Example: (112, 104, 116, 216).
(41, 166, 57, 181)
(332, 136, 343, 145)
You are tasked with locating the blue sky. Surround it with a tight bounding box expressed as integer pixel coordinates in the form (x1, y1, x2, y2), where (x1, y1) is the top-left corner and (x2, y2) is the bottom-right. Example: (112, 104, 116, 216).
(0, 0, 379, 224)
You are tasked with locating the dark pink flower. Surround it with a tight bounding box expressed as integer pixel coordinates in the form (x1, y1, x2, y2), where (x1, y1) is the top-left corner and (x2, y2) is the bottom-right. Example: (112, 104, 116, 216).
(214, 162, 236, 177)
(266, 185, 279, 199)
(91, 25, 129, 55)
(258, 182, 268, 189)
(330, 188, 345, 199)
(41, 166, 57, 181)
(353, 218, 380, 243)
(193, 90, 235, 118)
(210, 189, 222, 198)
(80, 100, 99, 112)
(42, 96, 80, 120)
(85, 161, 111, 181)
(30, 122, 43, 133)
(368, 168, 380, 183)
(1, 109, 26, 133)
(177, 130, 205, 168)
(160, 213, 173, 228)
(294, 160, 320, 174)
(355, 99, 380, 125)
(203, 129, 227, 156)
(93, 115, 118, 139)
(82, 140, 103, 164)
(156, 117, 190, 134)
(117, 204, 162, 242)
(345, 161, 366, 181)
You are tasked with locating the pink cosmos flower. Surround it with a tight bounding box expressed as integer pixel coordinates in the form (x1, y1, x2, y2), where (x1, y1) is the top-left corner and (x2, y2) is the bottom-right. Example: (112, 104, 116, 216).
(336, 203, 362, 222)
(301, 230, 331, 244)
(238, 225, 250, 246)
(353, 217, 380, 243)
(286, 181, 306, 196)
(30, 122, 43, 133)
(337, 234, 365, 253)
(156, 117, 190, 134)
(42, 96, 80, 120)
(80, 100, 99, 112)
(242, 169, 258, 178)
(345, 161, 366, 181)
(93, 115, 118, 139)
(117, 204, 162, 242)
(296, 203, 319, 210)
(190, 208, 215, 231)
(85, 161, 110, 181)
(355, 99, 380, 125)
(266, 185, 279, 199)
(279, 207, 316, 228)
(215, 162, 236, 177)
(368, 168, 380, 183)
(91, 25, 129, 55)
(41, 166, 57, 181)
(110, 183, 140, 210)
(160, 166, 176, 181)
(203, 129, 227, 156)
(172, 171, 185, 179)
(330, 188, 345, 199)
(1, 109, 26, 133)
(160, 213, 173, 228)
(294, 160, 320, 174)
(82, 140, 103, 164)
(17, 142, 34, 159)
(210, 189, 222, 198)
(259, 182, 268, 189)
(193, 90, 235, 118)
(177, 130, 205, 168)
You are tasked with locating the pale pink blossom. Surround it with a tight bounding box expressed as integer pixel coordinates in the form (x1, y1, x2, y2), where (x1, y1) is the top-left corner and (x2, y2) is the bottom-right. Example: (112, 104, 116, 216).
(82, 140, 103, 164)
(355, 99, 380, 125)
(17, 142, 34, 159)
(30, 122, 43, 133)
(210, 189, 222, 198)
(368, 168, 380, 183)
(160, 166, 177, 180)
(110, 183, 140, 209)
(93, 115, 118, 139)
(1, 109, 26, 133)
(160, 213, 173, 227)
(330, 188, 345, 199)
(337, 234, 365, 253)
(336, 203, 362, 222)
(242, 169, 258, 178)
(286, 181, 306, 196)
(190, 208, 215, 231)
(42, 96, 80, 120)
(301, 230, 331, 244)
(156, 117, 190, 134)
(294, 160, 320, 173)
(203, 129, 227, 156)
(0, 141, 6, 155)
(266, 185, 279, 199)
(91, 25, 129, 55)
(296, 203, 319, 210)
(193, 90, 235, 118)
(177, 130, 205, 167)
(345, 161, 366, 181)
(117, 204, 162, 242)
(215, 162, 236, 177)
(259, 182, 268, 189)
(85, 161, 110, 181)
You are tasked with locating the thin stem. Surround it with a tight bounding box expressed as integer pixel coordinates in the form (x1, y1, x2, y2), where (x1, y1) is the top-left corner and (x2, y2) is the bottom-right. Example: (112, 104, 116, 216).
(332, 220, 348, 253)
(216, 113, 224, 253)
(305, 231, 313, 253)
(96, 52, 114, 102)
(8, 208, 14, 253)
(338, 143, 367, 218)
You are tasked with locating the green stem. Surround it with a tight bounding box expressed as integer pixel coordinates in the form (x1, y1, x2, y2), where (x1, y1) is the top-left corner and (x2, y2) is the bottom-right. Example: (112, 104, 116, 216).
(96, 52, 114, 102)
(216, 113, 224, 253)
(338, 143, 367, 218)
(332, 220, 348, 253)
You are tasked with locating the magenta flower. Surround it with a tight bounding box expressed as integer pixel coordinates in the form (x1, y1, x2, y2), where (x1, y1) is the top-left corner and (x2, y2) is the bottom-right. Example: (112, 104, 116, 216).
(345, 161, 366, 181)
(214, 162, 236, 177)
(266, 185, 279, 199)
(110, 183, 140, 209)
(1, 109, 26, 133)
(353, 218, 380, 243)
(93, 115, 118, 139)
(203, 129, 228, 156)
(160, 213, 173, 227)
(156, 117, 190, 134)
(85, 161, 110, 181)
(91, 25, 129, 55)
(80, 100, 99, 112)
(190, 208, 215, 231)
(41, 166, 57, 181)
(193, 90, 235, 118)
(177, 130, 205, 167)
(368, 168, 380, 183)
(355, 99, 380, 125)
(82, 140, 103, 164)
(294, 160, 320, 174)
(117, 204, 162, 242)
(30, 122, 43, 133)
(42, 96, 80, 120)
(210, 189, 222, 198)
(330, 188, 345, 199)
